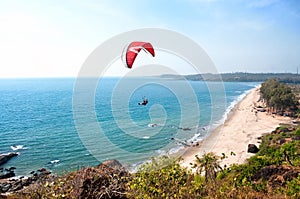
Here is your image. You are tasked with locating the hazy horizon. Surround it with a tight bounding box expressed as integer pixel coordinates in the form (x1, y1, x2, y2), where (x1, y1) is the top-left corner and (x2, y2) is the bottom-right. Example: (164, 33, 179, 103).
(1, 0, 300, 78)
(0, 71, 298, 79)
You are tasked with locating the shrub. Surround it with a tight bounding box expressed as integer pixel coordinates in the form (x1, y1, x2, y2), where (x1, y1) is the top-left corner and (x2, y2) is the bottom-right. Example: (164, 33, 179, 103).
(295, 128, 300, 136)
(127, 156, 203, 199)
(286, 174, 300, 197)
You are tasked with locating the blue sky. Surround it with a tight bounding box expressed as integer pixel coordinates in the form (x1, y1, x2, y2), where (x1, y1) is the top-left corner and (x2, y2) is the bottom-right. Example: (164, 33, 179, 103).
(0, 0, 299, 77)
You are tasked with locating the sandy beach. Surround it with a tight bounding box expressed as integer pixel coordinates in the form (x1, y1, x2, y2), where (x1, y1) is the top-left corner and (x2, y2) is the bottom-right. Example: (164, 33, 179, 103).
(181, 86, 292, 168)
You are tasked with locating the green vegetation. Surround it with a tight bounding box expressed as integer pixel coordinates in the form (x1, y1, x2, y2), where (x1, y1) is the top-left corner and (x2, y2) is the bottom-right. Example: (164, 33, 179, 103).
(193, 152, 222, 182)
(7, 125, 299, 198)
(127, 125, 300, 198)
(127, 156, 201, 199)
(260, 78, 298, 116)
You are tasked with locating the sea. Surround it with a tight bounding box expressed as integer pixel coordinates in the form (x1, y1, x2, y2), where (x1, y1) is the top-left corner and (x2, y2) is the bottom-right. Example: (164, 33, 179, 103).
(0, 78, 259, 176)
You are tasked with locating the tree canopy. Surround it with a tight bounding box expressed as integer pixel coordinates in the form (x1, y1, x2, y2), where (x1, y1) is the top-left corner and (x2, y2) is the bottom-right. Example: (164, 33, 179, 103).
(260, 79, 298, 115)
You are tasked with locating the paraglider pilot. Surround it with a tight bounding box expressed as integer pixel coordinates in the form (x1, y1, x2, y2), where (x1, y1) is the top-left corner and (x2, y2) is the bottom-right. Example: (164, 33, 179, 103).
(138, 97, 148, 106)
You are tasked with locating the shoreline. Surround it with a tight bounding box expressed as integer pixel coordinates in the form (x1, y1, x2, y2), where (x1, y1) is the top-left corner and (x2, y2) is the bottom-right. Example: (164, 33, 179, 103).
(180, 86, 292, 168)
(0, 85, 292, 177)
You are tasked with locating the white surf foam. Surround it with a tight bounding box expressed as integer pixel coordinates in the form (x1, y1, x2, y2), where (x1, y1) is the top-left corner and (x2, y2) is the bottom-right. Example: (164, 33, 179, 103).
(10, 145, 28, 151)
(50, 159, 60, 164)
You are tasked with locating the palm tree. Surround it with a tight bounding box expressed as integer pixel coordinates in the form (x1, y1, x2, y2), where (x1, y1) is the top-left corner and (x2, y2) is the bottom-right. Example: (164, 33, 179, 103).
(193, 152, 222, 183)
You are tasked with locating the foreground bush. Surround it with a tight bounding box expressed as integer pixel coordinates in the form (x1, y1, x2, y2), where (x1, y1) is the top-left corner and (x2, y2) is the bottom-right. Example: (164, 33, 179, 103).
(127, 156, 203, 198)
(15, 160, 130, 199)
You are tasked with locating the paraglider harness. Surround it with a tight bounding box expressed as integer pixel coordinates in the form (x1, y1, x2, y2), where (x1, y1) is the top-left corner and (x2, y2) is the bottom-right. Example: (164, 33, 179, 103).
(138, 97, 148, 106)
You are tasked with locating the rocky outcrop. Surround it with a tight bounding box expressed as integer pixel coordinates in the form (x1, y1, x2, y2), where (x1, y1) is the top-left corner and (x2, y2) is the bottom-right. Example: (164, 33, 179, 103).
(76, 160, 130, 199)
(0, 167, 16, 179)
(1, 160, 129, 197)
(251, 165, 300, 191)
(271, 126, 296, 135)
(14, 160, 130, 198)
(0, 153, 18, 166)
(0, 168, 51, 194)
(101, 159, 123, 170)
(247, 144, 259, 153)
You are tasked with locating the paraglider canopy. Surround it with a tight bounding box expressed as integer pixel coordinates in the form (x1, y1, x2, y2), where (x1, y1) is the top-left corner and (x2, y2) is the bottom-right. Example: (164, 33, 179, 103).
(122, 41, 155, 69)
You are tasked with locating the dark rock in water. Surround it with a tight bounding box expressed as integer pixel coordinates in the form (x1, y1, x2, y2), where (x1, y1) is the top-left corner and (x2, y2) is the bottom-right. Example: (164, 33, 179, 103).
(37, 168, 47, 172)
(178, 127, 192, 131)
(5, 167, 16, 172)
(42, 170, 51, 176)
(0, 153, 18, 166)
(9, 167, 16, 171)
(0, 168, 52, 194)
(0, 170, 15, 179)
(101, 159, 123, 170)
(247, 144, 259, 153)
(35, 168, 51, 176)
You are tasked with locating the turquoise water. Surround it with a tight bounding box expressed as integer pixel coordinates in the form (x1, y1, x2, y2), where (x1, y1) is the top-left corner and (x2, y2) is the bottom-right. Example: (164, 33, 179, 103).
(0, 78, 258, 176)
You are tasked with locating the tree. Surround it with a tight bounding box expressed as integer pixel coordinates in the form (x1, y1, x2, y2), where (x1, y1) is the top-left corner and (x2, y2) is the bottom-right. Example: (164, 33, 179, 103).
(193, 152, 222, 183)
(260, 79, 297, 115)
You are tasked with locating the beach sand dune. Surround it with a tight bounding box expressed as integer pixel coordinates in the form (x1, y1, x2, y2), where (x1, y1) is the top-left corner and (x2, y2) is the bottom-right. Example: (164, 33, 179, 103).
(181, 86, 291, 168)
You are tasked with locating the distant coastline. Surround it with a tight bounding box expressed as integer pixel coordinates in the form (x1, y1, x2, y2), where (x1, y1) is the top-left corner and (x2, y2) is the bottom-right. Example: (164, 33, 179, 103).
(159, 72, 300, 83)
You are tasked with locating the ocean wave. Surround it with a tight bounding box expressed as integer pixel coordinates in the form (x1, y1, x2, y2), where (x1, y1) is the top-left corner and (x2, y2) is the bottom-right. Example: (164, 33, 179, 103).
(170, 145, 185, 153)
(48, 159, 60, 164)
(188, 132, 204, 143)
(208, 87, 254, 132)
(222, 88, 253, 123)
(10, 145, 28, 151)
(166, 86, 256, 159)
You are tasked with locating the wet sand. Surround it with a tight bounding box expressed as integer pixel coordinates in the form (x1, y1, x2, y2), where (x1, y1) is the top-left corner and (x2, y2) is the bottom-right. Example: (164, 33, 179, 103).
(181, 86, 291, 168)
